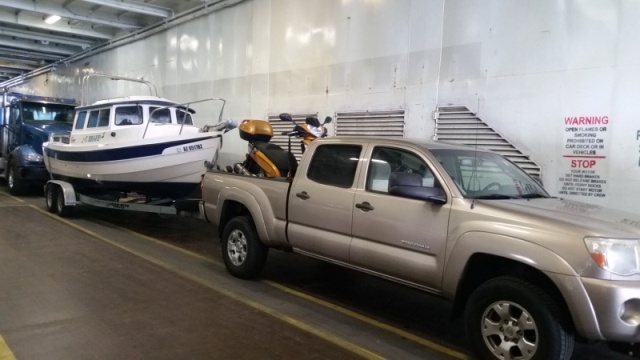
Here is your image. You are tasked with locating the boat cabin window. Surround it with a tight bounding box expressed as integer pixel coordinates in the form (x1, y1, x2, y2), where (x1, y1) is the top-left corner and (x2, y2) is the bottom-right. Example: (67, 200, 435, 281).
(87, 109, 111, 128)
(177, 109, 193, 125)
(75, 111, 87, 129)
(149, 107, 171, 124)
(115, 105, 142, 125)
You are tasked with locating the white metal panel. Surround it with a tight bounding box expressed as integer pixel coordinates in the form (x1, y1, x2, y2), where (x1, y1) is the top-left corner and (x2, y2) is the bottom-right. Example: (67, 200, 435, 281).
(11, 0, 640, 214)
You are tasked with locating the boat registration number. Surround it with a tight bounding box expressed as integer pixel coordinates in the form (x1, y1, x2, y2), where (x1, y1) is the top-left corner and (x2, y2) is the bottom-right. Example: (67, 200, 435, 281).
(177, 143, 204, 153)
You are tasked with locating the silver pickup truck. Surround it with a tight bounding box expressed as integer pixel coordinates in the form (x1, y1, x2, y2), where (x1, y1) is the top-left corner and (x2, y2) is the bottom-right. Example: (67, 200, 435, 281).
(201, 136, 640, 360)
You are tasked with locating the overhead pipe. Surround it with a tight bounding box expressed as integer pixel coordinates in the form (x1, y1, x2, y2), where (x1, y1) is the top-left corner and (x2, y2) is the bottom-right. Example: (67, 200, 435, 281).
(0, 0, 248, 92)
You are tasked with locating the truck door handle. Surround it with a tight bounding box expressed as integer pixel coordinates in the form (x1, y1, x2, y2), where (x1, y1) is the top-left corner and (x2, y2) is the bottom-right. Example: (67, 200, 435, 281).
(355, 202, 374, 211)
(296, 191, 310, 200)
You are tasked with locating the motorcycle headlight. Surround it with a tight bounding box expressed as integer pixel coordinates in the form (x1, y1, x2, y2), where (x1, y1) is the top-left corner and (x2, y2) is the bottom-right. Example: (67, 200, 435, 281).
(584, 237, 640, 276)
(23, 153, 43, 163)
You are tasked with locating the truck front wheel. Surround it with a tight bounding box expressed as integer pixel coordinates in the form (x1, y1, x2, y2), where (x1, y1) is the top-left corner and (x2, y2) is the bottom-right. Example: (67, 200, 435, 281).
(464, 276, 574, 360)
(7, 161, 28, 196)
(221, 216, 268, 279)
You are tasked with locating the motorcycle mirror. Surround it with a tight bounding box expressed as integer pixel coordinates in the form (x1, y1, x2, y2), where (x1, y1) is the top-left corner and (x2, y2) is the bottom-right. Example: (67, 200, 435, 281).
(279, 113, 293, 122)
(322, 116, 332, 125)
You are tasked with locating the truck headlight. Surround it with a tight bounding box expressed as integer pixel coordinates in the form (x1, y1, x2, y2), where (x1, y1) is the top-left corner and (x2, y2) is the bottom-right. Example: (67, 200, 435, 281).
(584, 237, 640, 276)
(23, 153, 43, 163)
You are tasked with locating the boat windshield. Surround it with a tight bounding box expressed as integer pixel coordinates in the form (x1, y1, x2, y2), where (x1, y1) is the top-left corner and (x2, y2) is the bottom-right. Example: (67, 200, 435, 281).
(21, 102, 75, 124)
(429, 148, 549, 199)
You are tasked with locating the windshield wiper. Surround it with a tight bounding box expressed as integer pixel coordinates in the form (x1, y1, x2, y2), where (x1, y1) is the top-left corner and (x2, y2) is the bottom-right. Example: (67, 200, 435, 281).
(516, 193, 548, 199)
(471, 194, 516, 200)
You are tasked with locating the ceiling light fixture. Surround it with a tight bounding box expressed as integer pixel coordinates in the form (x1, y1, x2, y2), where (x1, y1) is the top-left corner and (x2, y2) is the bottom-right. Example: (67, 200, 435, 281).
(44, 15, 61, 24)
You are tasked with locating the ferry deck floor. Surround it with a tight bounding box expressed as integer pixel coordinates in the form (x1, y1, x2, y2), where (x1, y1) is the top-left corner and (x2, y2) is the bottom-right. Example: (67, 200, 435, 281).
(0, 188, 633, 360)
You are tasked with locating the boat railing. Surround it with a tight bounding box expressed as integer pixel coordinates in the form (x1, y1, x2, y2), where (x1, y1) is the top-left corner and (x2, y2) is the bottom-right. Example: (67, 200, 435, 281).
(81, 73, 158, 106)
(144, 97, 227, 139)
(48, 132, 71, 144)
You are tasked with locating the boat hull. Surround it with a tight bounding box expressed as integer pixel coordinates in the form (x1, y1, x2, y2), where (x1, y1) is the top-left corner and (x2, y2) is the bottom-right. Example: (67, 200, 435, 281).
(43, 135, 218, 198)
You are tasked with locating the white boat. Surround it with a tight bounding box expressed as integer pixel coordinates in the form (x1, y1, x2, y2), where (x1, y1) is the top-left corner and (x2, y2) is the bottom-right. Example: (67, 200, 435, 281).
(43, 74, 233, 198)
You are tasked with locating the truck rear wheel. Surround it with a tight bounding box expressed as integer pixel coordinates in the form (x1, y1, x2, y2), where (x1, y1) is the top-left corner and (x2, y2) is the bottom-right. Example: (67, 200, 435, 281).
(464, 276, 574, 360)
(221, 216, 268, 279)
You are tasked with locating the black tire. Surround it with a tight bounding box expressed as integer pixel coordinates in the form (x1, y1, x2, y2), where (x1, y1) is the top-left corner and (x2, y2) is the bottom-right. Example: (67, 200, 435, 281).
(44, 184, 57, 213)
(464, 276, 574, 360)
(7, 161, 28, 196)
(221, 216, 268, 279)
(55, 186, 73, 217)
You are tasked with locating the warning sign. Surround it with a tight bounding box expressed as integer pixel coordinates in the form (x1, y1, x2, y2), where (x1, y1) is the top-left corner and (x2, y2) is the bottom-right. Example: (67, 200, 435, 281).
(557, 116, 609, 199)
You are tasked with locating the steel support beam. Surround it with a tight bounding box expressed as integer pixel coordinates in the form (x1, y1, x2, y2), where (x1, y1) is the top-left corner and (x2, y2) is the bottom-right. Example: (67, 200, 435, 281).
(0, 0, 142, 29)
(0, 26, 95, 48)
(0, 10, 114, 40)
(81, 0, 172, 18)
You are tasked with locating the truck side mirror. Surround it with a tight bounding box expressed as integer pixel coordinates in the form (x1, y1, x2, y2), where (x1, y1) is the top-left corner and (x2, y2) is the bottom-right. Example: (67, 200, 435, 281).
(388, 172, 447, 204)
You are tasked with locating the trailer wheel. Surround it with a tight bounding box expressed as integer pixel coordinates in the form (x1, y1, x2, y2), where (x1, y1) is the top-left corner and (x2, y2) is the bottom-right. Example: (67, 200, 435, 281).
(55, 186, 73, 217)
(221, 216, 268, 279)
(44, 184, 57, 213)
(464, 276, 574, 360)
(7, 161, 28, 196)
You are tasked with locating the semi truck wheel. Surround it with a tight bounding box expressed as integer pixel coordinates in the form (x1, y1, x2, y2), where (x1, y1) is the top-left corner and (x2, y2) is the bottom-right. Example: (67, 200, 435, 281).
(7, 161, 28, 196)
(221, 216, 268, 279)
(464, 276, 574, 360)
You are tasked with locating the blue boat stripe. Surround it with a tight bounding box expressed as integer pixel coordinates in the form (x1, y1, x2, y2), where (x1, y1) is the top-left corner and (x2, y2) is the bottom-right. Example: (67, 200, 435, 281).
(44, 136, 213, 162)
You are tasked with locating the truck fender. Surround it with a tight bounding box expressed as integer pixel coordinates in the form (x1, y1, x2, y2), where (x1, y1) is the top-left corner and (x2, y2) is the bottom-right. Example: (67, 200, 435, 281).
(443, 232, 600, 338)
(215, 186, 278, 245)
(10, 144, 39, 167)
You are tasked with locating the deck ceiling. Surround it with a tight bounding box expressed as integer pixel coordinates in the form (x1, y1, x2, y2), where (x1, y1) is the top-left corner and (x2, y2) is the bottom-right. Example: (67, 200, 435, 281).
(0, 0, 207, 84)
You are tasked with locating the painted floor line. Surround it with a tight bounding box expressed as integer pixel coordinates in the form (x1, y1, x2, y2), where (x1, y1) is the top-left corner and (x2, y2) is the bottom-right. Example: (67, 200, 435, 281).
(25, 201, 468, 360)
(32, 205, 383, 360)
(91, 213, 470, 360)
(0, 192, 24, 202)
(265, 280, 470, 360)
(0, 334, 16, 360)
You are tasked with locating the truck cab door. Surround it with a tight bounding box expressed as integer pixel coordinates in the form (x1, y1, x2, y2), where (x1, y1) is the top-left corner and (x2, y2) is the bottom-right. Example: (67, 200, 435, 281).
(6, 103, 21, 153)
(350, 145, 452, 291)
(287, 144, 363, 262)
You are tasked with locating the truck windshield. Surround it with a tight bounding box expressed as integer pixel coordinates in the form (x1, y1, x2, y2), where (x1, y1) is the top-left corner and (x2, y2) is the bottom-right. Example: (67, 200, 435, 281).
(22, 103, 75, 124)
(430, 149, 548, 199)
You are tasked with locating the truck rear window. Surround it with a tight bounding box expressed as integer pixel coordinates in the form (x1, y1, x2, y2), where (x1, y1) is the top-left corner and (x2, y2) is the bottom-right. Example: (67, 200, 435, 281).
(307, 144, 361, 188)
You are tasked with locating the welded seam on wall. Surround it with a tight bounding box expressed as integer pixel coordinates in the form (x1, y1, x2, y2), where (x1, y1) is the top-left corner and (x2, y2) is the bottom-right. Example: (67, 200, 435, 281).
(433, 0, 447, 140)
(0, 0, 249, 90)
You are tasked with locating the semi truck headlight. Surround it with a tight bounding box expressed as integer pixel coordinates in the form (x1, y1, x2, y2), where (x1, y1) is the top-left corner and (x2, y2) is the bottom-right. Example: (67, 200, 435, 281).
(585, 237, 640, 276)
(23, 153, 43, 163)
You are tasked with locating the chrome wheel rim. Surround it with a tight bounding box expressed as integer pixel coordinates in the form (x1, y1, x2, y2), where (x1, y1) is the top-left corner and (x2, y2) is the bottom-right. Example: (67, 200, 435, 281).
(7, 167, 14, 189)
(56, 191, 64, 212)
(481, 301, 538, 360)
(46, 188, 54, 208)
(227, 229, 248, 266)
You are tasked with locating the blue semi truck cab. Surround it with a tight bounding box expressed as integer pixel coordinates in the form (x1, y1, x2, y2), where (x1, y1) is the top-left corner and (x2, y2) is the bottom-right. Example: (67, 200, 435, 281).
(0, 92, 77, 195)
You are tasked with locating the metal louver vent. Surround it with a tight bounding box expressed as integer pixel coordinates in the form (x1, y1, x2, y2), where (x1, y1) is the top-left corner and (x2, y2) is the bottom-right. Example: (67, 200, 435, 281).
(267, 113, 317, 161)
(335, 110, 405, 137)
(434, 105, 542, 177)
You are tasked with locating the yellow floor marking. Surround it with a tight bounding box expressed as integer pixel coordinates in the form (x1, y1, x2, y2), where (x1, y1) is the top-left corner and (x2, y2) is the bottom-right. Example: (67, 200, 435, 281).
(31, 205, 382, 360)
(32, 205, 470, 359)
(0, 334, 16, 360)
(0, 192, 24, 202)
(0, 203, 30, 208)
(266, 280, 471, 359)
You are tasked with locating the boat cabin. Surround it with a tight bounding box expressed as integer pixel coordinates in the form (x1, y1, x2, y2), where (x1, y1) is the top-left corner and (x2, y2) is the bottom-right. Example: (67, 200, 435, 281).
(69, 96, 199, 145)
